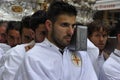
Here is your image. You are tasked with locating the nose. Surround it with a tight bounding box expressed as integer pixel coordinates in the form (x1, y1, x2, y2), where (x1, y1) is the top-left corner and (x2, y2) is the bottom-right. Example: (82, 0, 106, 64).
(68, 26, 74, 35)
(99, 36, 104, 41)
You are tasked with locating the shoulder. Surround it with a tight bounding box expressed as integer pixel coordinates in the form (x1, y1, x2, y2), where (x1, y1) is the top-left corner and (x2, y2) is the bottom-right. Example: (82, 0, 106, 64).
(103, 52, 120, 77)
(5, 44, 26, 57)
(0, 48, 4, 54)
(0, 43, 11, 52)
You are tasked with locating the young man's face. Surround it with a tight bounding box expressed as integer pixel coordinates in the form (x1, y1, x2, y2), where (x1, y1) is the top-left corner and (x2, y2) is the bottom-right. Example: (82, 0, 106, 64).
(89, 28, 108, 51)
(0, 26, 7, 43)
(7, 30, 21, 47)
(47, 14, 76, 49)
(35, 24, 46, 43)
(22, 28, 34, 44)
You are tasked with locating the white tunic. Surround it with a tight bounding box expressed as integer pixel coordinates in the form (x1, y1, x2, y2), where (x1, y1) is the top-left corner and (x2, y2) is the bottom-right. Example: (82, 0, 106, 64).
(0, 40, 35, 80)
(14, 38, 98, 80)
(0, 43, 11, 52)
(0, 48, 4, 76)
(0, 48, 4, 60)
(103, 49, 120, 80)
(87, 39, 99, 75)
(0, 44, 27, 80)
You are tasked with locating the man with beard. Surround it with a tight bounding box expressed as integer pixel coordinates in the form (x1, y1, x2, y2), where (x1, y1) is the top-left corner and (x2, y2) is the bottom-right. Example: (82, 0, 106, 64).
(87, 20, 110, 79)
(14, 1, 97, 80)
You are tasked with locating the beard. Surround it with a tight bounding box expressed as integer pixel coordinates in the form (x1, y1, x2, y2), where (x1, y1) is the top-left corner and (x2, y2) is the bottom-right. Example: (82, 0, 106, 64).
(51, 27, 72, 49)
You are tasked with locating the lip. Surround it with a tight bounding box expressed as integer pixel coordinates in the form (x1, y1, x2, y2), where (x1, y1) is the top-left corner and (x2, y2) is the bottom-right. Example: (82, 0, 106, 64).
(98, 44, 104, 47)
(65, 38, 71, 42)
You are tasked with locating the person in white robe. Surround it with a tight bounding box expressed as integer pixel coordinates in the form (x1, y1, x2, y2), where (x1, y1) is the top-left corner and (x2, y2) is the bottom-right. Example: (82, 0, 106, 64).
(102, 22, 120, 80)
(0, 11, 47, 80)
(87, 20, 110, 79)
(14, 38, 98, 80)
(0, 42, 35, 80)
(14, 1, 98, 80)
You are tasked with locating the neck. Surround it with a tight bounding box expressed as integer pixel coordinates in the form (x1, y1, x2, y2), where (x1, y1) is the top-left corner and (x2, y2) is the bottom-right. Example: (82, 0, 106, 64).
(99, 50, 103, 55)
(46, 36, 65, 50)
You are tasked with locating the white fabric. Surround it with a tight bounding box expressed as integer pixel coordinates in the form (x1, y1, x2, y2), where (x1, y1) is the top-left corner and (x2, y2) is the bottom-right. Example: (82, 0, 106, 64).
(14, 38, 98, 80)
(0, 41, 35, 80)
(0, 44, 26, 80)
(0, 48, 4, 76)
(87, 39, 99, 75)
(0, 43, 11, 52)
(0, 48, 4, 60)
(103, 49, 120, 80)
(87, 39, 106, 79)
(0, 48, 14, 78)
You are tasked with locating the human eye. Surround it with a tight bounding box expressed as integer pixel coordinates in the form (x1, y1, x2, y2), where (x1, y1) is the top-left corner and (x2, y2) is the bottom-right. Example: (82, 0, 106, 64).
(60, 23, 70, 27)
(95, 34, 100, 37)
(72, 24, 76, 29)
(9, 36, 14, 40)
(39, 31, 46, 36)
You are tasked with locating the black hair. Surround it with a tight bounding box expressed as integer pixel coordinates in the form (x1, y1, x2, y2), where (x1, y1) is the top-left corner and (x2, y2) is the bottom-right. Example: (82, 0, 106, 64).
(29, 10, 47, 31)
(87, 20, 110, 37)
(7, 21, 22, 34)
(47, 1, 77, 23)
(31, 10, 47, 18)
(21, 16, 31, 29)
(0, 20, 8, 27)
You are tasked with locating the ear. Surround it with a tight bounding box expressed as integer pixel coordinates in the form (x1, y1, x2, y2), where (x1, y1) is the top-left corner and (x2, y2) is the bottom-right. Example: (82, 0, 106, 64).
(45, 20, 52, 31)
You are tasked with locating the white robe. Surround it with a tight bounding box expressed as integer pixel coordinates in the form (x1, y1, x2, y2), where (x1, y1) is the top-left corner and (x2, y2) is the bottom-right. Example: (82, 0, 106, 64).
(14, 38, 98, 80)
(0, 40, 35, 80)
(0, 48, 4, 60)
(87, 39, 99, 75)
(0, 43, 11, 52)
(0, 48, 4, 76)
(103, 49, 120, 80)
(0, 44, 26, 80)
(87, 39, 106, 79)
